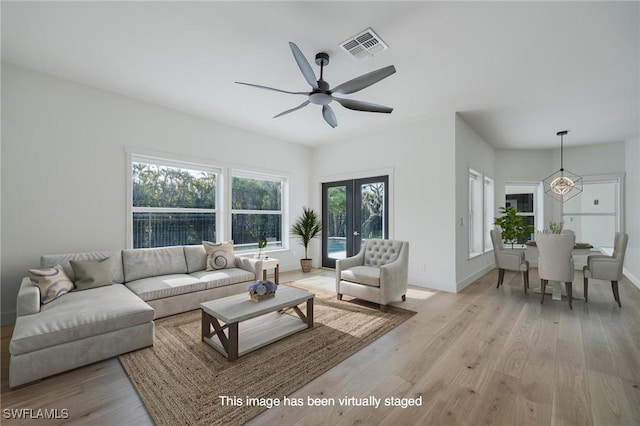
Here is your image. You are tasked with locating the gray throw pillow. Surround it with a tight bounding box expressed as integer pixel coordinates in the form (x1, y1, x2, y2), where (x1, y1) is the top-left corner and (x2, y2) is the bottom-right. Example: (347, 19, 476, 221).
(70, 258, 113, 290)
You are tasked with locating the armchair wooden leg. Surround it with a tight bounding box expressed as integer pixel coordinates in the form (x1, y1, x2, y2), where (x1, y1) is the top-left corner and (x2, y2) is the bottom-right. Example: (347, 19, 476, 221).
(497, 269, 505, 288)
(402, 294, 406, 302)
(611, 281, 621, 308)
(583, 278, 588, 303)
(523, 271, 529, 293)
(566, 282, 573, 310)
(540, 279, 547, 304)
(337, 293, 343, 301)
(380, 304, 388, 313)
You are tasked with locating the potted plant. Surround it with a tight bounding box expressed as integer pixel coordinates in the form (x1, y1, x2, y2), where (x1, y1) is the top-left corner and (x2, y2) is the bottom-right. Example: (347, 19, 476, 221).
(291, 207, 322, 272)
(493, 206, 534, 248)
(255, 238, 268, 259)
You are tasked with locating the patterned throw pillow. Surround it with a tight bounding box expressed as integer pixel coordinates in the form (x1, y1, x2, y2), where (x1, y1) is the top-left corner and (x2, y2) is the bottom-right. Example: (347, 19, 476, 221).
(203, 241, 236, 270)
(29, 265, 74, 304)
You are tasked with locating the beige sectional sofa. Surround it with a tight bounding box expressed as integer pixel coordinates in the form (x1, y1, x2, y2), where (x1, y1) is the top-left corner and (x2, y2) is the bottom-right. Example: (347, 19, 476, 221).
(9, 245, 262, 388)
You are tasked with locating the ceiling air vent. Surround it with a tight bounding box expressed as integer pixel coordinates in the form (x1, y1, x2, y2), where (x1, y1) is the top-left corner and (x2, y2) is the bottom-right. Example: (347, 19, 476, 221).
(340, 28, 388, 60)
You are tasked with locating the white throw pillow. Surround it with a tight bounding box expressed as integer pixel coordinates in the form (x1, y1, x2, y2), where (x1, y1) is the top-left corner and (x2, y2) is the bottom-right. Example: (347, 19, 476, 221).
(203, 241, 236, 270)
(29, 265, 74, 304)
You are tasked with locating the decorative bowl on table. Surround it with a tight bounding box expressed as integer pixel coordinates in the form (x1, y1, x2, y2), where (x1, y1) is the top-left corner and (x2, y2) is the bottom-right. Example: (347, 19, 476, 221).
(248, 280, 277, 301)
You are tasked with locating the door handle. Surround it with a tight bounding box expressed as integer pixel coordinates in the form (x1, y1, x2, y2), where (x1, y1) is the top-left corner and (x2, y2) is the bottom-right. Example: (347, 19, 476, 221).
(353, 231, 360, 236)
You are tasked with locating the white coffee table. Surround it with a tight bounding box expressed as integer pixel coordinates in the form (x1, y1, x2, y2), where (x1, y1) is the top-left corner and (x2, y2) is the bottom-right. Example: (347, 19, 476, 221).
(200, 286, 314, 361)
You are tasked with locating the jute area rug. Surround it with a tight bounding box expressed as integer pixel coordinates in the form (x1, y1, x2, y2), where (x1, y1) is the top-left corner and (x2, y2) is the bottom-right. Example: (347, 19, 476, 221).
(119, 277, 415, 426)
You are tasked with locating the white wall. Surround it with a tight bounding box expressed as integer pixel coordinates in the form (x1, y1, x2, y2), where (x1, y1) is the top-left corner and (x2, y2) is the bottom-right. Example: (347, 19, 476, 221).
(1, 64, 312, 325)
(312, 114, 457, 292)
(454, 114, 495, 291)
(624, 137, 640, 288)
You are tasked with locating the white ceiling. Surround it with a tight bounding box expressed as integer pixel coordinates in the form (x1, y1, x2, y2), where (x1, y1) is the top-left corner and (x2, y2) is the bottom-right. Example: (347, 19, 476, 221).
(2, 1, 638, 149)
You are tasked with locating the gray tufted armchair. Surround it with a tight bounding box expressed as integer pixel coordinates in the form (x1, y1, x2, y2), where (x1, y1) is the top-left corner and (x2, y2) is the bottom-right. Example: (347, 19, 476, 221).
(336, 239, 409, 312)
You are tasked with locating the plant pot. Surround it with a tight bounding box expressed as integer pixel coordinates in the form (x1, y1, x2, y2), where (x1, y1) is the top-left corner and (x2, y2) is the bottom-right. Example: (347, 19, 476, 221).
(249, 292, 276, 302)
(300, 259, 313, 273)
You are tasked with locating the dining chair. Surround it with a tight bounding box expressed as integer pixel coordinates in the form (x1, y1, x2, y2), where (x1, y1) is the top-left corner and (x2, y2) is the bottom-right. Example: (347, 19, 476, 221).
(490, 229, 529, 292)
(535, 231, 576, 309)
(583, 232, 628, 307)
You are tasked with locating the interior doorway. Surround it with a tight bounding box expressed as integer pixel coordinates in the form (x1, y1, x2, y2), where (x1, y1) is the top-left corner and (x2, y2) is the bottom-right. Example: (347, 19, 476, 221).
(321, 176, 389, 268)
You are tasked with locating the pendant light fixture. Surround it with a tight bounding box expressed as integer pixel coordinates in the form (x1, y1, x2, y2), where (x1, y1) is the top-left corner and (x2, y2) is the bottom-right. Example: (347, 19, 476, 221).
(543, 130, 583, 202)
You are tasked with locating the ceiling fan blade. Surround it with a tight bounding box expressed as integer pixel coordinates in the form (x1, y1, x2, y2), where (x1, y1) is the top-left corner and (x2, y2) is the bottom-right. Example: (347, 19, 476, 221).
(322, 105, 338, 128)
(235, 82, 308, 96)
(273, 100, 310, 118)
(331, 65, 396, 95)
(333, 97, 393, 114)
(289, 42, 319, 89)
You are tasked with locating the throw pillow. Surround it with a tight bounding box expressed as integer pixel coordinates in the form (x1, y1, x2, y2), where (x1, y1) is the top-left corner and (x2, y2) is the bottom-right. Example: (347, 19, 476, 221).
(70, 258, 113, 290)
(203, 241, 236, 270)
(29, 265, 74, 304)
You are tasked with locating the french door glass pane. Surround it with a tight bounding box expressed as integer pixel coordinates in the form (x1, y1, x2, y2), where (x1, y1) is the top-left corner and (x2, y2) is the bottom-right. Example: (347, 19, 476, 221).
(327, 186, 347, 260)
(359, 182, 385, 242)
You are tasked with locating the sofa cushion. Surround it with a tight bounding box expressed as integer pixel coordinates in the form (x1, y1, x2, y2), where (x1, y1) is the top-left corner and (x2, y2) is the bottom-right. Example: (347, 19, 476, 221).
(122, 246, 187, 282)
(41, 251, 124, 284)
(184, 245, 207, 273)
(70, 258, 113, 290)
(125, 274, 206, 302)
(190, 268, 255, 289)
(203, 241, 236, 270)
(363, 239, 403, 267)
(341, 266, 381, 287)
(28, 265, 74, 304)
(9, 284, 154, 356)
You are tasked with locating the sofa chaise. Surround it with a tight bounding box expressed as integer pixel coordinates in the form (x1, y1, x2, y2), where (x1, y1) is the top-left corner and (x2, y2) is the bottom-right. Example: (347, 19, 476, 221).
(9, 244, 262, 388)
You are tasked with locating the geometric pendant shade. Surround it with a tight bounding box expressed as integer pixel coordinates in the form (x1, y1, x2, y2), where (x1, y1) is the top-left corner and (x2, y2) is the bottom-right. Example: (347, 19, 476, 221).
(543, 130, 583, 202)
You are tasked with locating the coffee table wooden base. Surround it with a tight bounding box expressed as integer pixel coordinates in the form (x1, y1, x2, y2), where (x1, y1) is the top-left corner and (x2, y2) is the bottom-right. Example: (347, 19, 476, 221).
(201, 298, 313, 361)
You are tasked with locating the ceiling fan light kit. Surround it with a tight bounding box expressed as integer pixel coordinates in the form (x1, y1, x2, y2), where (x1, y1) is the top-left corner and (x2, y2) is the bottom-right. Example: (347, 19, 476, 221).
(235, 41, 396, 128)
(543, 130, 583, 202)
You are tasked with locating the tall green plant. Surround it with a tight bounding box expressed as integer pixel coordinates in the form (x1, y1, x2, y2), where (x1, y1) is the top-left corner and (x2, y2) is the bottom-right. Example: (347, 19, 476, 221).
(290, 207, 322, 259)
(493, 206, 534, 248)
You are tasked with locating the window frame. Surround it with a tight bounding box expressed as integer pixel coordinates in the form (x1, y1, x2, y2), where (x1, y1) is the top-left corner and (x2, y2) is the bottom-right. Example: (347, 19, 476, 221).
(468, 169, 484, 258)
(126, 151, 290, 254)
(483, 176, 495, 253)
(230, 169, 288, 253)
(128, 154, 221, 249)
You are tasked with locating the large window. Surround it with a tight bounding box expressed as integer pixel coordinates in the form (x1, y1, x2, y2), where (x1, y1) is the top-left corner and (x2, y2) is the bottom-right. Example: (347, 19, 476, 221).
(469, 169, 495, 258)
(129, 155, 289, 252)
(132, 158, 218, 248)
(231, 173, 285, 251)
(484, 177, 495, 252)
(505, 182, 543, 241)
(469, 169, 484, 257)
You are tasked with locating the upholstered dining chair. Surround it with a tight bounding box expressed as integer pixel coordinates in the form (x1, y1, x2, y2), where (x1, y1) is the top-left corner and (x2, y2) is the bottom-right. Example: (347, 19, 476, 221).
(583, 232, 628, 307)
(490, 229, 529, 292)
(535, 231, 576, 309)
(336, 239, 409, 312)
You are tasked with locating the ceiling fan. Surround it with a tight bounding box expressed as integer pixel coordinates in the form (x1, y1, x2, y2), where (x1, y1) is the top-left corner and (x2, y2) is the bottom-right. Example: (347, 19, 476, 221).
(236, 42, 396, 128)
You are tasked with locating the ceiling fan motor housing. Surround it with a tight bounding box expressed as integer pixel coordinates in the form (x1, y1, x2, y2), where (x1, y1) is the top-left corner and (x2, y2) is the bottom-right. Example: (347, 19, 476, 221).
(310, 79, 332, 105)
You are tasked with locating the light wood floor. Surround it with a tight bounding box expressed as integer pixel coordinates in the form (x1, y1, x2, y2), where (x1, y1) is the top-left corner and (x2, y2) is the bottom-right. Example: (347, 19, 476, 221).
(2, 268, 639, 425)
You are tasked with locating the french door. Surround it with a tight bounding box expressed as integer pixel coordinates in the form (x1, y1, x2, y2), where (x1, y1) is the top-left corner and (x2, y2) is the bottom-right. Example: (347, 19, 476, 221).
(321, 176, 389, 268)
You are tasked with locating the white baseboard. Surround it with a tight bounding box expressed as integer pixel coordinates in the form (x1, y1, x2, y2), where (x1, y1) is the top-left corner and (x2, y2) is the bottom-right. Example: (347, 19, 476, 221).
(624, 268, 640, 290)
(457, 264, 494, 292)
